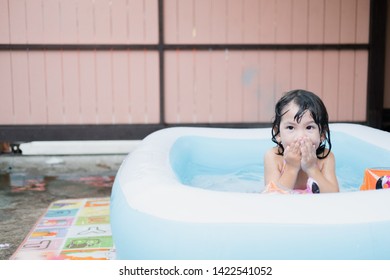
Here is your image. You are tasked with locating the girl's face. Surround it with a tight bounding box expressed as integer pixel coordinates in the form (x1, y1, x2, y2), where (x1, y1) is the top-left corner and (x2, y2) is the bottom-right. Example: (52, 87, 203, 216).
(276, 102, 323, 149)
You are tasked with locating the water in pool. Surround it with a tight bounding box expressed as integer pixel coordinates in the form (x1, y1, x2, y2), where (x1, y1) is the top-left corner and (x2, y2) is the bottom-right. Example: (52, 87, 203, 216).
(170, 131, 390, 193)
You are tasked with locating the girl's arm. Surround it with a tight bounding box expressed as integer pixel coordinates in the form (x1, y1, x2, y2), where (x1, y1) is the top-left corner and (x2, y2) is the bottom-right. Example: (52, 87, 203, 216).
(307, 152, 339, 193)
(300, 140, 339, 193)
(264, 144, 301, 190)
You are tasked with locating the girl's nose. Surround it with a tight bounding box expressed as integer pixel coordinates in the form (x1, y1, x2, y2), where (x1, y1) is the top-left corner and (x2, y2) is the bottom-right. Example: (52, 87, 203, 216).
(295, 130, 306, 140)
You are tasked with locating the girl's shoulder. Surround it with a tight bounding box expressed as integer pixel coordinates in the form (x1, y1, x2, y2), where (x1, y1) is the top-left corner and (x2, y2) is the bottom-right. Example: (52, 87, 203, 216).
(321, 149, 335, 161)
(264, 146, 281, 157)
(264, 147, 284, 164)
(318, 149, 336, 168)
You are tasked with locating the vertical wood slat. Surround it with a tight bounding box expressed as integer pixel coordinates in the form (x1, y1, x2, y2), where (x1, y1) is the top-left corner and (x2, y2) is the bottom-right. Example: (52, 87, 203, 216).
(324, 0, 341, 43)
(242, 0, 259, 44)
(226, 52, 242, 122)
(258, 52, 276, 122)
(145, 51, 160, 123)
(275, 0, 292, 43)
(210, 0, 226, 44)
(195, 50, 211, 122)
(292, 0, 308, 43)
(79, 51, 97, 124)
(354, 50, 368, 120)
(242, 52, 259, 122)
(144, 0, 159, 44)
(308, 0, 325, 43)
(0, 0, 10, 42)
(45, 51, 64, 124)
(62, 52, 80, 123)
(95, 51, 113, 123)
(356, 0, 370, 43)
(194, 0, 211, 43)
(128, 0, 145, 43)
(291, 51, 307, 90)
(111, 0, 128, 44)
(226, 0, 243, 43)
(259, 0, 276, 43)
(112, 51, 130, 123)
(340, 0, 357, 44)
(11, 52, 30, 124)
(307, 51, 324, 99)
(60, 0, 78, 44)
(176, 50, 194, 122)
(338, 52, 355, 120)
(164, 51, 179, 123)
(8, 0, 27, 44)
(322, 51, 339, 121)
(177, 0, 194, 44)
(77, 0, 95, 44)
(29, 52, 47, 123)
(25, 0, 44, 44)
(0, 52, 14, 124)
(211, 51, 227, 122)
(43, 0, 61, 44)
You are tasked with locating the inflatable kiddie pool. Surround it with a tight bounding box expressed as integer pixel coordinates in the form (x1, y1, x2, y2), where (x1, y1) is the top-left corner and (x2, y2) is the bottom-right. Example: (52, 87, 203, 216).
(110, 123, 390, 259)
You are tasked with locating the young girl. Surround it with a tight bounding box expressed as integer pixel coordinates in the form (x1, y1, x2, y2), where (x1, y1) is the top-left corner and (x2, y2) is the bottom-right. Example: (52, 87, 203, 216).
(264, 89, 339, 194)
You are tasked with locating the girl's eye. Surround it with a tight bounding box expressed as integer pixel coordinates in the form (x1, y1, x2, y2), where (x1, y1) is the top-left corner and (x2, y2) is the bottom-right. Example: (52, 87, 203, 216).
(306, 125, 316, 130)
(286, 126, 294, 130)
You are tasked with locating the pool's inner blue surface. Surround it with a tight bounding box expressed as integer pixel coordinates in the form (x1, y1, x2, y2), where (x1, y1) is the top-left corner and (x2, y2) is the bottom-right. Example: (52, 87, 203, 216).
(170, 131, 390, 193)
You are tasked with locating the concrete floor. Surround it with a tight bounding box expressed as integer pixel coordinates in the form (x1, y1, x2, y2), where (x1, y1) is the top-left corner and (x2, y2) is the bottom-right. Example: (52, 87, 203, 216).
(0, 153, 126, 260)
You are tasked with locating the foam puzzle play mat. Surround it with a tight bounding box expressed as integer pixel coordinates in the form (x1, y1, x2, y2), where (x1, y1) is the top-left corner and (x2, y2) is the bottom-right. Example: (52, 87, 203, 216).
(11, 197, 115, 260)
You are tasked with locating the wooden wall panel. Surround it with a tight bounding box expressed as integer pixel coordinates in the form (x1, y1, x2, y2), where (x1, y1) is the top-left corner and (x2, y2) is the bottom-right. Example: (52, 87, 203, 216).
(164, 50, 368, 124)
(0, 0, 158, 44)
(0, 0, 372, 130)
(0, 51, 159, 125)
(164, 0, 370, 44)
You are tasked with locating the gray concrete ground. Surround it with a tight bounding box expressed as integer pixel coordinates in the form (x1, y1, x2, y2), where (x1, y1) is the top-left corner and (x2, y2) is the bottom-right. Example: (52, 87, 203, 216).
(0, 153, 126, 260)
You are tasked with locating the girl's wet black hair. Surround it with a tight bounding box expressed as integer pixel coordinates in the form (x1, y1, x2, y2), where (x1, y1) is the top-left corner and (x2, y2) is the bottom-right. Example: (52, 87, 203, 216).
(271, 89, 332, 159)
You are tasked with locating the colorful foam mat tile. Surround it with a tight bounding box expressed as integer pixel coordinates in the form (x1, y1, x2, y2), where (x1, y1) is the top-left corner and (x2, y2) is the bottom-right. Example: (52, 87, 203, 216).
(10, 197, 116, 260)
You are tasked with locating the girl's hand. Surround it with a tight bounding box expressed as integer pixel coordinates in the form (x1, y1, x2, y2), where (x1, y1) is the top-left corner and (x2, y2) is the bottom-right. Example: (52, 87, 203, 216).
(300, 137, 318, 173)
(284, 140, 301, 171)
